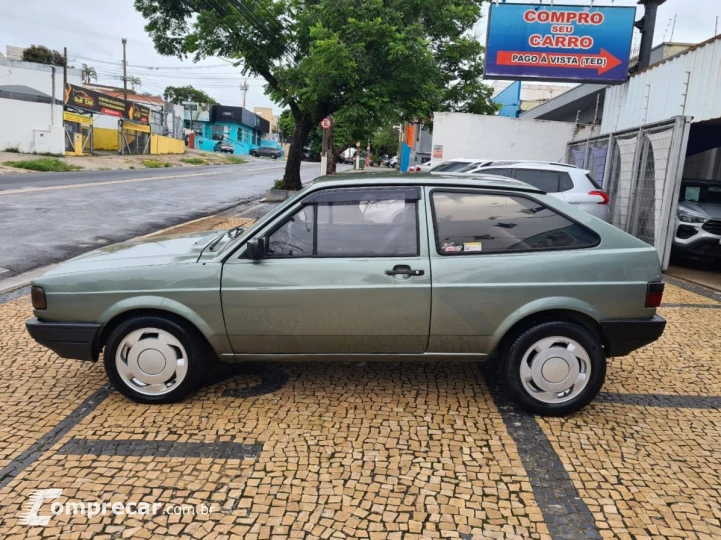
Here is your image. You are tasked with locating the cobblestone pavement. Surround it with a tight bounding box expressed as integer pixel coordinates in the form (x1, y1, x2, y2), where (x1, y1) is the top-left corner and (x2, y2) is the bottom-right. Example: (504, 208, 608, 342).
(0, 214, 719, 538)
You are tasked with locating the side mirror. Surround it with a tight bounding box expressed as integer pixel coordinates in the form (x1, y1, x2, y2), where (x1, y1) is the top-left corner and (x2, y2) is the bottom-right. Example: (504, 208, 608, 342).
(244, 238, 265, 260)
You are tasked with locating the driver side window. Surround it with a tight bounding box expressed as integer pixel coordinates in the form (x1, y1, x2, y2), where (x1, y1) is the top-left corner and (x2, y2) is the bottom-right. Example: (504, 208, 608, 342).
(266, 206, 315, 257)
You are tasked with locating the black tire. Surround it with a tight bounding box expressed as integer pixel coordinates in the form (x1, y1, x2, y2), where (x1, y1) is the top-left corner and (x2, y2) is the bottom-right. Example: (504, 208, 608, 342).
(103, 315, 205, 404)
(501, 320, 606, 416)
(271, 154, 278, 160)
(250, 151, 258, 157)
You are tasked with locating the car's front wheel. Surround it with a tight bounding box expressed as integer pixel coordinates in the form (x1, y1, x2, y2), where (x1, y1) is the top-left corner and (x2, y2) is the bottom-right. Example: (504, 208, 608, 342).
(271, 154, 278, 160)
(501, 321, 606, 416)
(103, 315, 203, 404)
(250, 151, 258, 157)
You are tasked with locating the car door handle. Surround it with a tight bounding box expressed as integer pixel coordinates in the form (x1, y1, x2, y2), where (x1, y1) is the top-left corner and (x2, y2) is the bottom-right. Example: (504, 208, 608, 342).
(386, 266, 424, 277)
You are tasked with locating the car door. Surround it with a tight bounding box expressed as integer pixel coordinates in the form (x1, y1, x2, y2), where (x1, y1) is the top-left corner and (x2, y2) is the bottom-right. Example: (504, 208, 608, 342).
(221, 186, 432, 354)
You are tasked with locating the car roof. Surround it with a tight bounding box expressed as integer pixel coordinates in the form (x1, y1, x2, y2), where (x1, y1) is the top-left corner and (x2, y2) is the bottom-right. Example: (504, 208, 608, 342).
(311, 172, 544, 193)
(477, 162, 585, 172)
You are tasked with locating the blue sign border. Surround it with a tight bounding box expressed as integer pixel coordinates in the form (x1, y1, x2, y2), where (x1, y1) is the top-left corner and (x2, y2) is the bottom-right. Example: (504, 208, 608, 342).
(484, 3, 636, 85)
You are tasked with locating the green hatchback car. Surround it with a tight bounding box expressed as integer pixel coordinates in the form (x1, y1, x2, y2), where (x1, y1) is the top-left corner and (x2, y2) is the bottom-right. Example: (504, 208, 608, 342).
(26, 174, 666, 415)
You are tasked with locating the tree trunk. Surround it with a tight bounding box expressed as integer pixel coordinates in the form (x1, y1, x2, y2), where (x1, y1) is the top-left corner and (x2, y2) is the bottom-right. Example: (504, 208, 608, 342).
(282, 117, 312, 190)
(326, 126, 336, 175)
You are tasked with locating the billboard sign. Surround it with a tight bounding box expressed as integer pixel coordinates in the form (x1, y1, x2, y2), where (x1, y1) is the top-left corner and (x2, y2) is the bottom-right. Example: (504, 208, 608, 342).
(485, 3, 635, 84)
(183, 101, 211, 123)
(64, 84, 150, 124)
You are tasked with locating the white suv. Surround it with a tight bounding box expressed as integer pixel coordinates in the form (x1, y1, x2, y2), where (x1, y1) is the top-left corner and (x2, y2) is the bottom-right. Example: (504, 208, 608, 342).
(462, 162, 610, 222)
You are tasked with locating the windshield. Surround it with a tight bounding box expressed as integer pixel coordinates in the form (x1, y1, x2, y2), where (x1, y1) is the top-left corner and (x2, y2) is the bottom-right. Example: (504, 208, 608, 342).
(217, 184, 311, 254)
(680, 183, 721, 204)
(433, 161, 476, 173)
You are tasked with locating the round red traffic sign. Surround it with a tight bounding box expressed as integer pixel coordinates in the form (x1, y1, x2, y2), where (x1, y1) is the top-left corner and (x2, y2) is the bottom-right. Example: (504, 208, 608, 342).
(321, 117, 332, 129)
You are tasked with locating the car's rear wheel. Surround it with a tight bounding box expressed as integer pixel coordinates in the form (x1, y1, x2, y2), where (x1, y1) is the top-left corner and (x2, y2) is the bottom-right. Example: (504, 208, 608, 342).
(104, 316, 203, 404)
(271, 154, 278, 160)
(250, 151, 258, 157)
(501, 321, 606, 416)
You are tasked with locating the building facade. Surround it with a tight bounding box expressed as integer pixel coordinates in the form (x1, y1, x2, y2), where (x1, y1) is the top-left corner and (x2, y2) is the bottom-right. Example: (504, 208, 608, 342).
(186, 104, 278, 156)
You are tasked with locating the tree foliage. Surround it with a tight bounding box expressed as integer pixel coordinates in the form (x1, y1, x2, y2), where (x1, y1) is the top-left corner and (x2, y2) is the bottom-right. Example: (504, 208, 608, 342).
(136, 0, 496, 189)
(164, 85, 219, 105)
(22, 45, 66, 67)
(373, 125, 401, 158)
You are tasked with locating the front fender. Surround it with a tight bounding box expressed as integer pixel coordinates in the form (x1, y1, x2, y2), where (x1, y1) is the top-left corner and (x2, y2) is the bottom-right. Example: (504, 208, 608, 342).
(97, 295, 231, 355)
(488, 296, 603, 353)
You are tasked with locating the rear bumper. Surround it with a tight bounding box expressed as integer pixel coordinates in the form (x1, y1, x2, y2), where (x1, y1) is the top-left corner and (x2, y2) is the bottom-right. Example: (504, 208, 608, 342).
(601, 315, 666, 357)
(26, 318, 101, 361)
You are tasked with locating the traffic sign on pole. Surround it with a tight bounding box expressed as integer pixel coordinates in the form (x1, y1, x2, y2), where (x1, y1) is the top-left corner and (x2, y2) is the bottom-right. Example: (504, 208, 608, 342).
(321, 117, 332, 130)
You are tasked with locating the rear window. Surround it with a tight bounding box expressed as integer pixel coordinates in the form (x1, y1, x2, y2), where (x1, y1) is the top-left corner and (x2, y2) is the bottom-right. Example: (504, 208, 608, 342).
(585, 173, 603, 190)
(510, 169, 574, 193)
(431, 191, 599, 254)
(434, 161, 478, 173)
(513, 169, 562, 192)
(479, 168, 515, 178)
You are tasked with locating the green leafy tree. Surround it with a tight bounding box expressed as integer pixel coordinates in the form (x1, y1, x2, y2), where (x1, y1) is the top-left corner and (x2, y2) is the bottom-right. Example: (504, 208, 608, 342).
(373, 124, 402, 158)
(81, 64, 98, 84)
(22, 45, 65, 67)
(164, 85, 219, 105)
(136, 0, 496, 189)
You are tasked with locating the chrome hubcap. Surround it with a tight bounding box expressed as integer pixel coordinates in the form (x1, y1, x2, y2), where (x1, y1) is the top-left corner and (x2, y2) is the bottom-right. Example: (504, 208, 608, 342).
(115, 328, 188, 396)
(520, 336, 591, 404)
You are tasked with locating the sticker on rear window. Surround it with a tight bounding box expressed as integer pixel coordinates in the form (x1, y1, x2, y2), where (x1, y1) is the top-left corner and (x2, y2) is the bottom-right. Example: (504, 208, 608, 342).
(442, 242, 462, 253)
(463, 242, 482, 253)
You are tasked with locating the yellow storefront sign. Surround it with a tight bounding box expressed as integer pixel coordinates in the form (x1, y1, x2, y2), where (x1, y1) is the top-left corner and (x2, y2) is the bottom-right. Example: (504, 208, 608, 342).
(63, 111, 92, 125)
(123, 122, 151, 133)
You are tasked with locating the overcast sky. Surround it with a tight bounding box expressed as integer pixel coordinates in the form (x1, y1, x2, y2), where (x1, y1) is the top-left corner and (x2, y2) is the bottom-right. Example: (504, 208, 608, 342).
(1, 0, 719, 114)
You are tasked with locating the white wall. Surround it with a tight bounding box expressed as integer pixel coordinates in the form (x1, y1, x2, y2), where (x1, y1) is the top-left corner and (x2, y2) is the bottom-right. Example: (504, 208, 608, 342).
(0, 99, 65, 154)
(0, 59, 83, 154)
(0, 59, 83, 98)
(602, 37, 721, 134)
(432, 112, 597, 163)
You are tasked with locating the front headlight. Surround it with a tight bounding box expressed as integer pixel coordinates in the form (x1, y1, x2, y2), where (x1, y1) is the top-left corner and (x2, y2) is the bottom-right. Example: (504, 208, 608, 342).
(678, 211, 707, 224)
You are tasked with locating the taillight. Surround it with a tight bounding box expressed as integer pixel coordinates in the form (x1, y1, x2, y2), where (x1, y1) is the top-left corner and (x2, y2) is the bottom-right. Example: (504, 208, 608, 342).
(645, 282, 664, 308)
(589, 190, 610, 205)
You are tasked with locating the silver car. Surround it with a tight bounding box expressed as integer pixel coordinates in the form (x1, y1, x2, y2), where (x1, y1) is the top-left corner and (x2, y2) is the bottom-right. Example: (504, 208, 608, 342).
(672, 179, 721, 260)
(26, 174, 665, 415)
(461, 162, 611, 222)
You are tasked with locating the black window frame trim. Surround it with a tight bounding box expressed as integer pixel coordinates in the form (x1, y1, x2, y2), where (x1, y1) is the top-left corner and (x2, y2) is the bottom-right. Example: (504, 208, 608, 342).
(428, 187, 601, 257)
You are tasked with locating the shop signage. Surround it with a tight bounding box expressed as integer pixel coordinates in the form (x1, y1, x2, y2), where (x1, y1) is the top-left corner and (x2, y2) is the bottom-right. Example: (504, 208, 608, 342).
(485, 3, 635, 84)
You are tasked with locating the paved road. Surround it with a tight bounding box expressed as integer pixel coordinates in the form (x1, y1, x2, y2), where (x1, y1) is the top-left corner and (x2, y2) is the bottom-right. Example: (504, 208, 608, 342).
(0, 159, 326, 277)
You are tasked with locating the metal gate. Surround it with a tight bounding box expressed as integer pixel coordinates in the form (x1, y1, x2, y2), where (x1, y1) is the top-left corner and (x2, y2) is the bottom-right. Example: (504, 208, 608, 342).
(567, 116, 691, 270)
(64, 123, 93, 154)
(119, 121, 151, 155)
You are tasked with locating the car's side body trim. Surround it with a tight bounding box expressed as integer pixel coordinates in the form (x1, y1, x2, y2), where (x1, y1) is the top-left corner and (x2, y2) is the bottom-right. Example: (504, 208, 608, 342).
(25, 318, 101, 362)
(601, 315, 666, 357)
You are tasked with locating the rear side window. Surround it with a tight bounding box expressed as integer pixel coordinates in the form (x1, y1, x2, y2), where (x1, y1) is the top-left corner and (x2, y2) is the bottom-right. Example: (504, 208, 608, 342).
(512, 169, 564, 192)
(585, 173, 603, 190)
(431, 191, 599, 255)
(480, 168, 515, 178)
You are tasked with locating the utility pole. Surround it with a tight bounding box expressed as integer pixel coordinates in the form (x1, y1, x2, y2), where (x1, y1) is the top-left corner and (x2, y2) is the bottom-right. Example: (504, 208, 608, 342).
(63, 47, 67, 88)
(121, 38, 128, 101)
(241, 79, 249, 109)
(636, 0, 666, 71)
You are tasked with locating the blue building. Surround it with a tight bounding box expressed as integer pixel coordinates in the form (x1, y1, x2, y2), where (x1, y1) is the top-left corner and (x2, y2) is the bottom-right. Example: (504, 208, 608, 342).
(185, 104, 282, 156)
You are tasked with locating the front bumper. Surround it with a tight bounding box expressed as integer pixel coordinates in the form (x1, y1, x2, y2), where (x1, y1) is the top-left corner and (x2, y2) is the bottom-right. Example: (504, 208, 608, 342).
(26, 318, 102, 361)
(601, 315, 666, 357)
